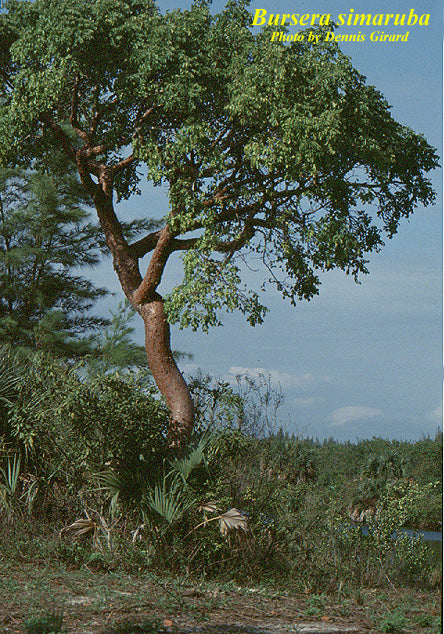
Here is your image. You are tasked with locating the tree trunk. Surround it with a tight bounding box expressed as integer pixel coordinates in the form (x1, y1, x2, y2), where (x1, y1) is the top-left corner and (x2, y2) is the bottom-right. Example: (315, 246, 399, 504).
(139, 296, 194, 449)
(42, 121, 196, 451)
(84, 169, 195, 450)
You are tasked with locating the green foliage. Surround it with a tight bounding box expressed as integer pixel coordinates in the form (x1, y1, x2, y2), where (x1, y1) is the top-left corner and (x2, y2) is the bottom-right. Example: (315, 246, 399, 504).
(0, 0, 438, 333)
(143, 474, 196, 526)
(0, 349, 170, 524)
(305, 593, 326, 617)
(407, 432, 443, 484)
(0, 347, 440, 589)
(0, 167, 108, 357)
(0, 453, 20, 518)
(89, 301, 150, 373)
(169, 433, 211, 484)
(377, 609, 408, 633)
(65, 372, 169, 479)
(24, 610, 65, 634)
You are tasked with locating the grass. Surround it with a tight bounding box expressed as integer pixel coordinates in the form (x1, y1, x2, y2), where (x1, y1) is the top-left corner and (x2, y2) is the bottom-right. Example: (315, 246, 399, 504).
(0, 555, 440, 633)
(100, 619, 169, 633)
(377, 609, 409, 633)
(24, 610, 66, 634)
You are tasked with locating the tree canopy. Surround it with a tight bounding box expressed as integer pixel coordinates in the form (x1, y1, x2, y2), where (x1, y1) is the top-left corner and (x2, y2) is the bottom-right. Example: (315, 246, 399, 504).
(0, 0, 439, 444)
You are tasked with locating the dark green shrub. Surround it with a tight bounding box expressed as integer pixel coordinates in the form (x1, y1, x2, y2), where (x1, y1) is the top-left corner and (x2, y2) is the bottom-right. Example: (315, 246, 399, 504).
(65, 373, 168, 470)
(0, 351, 169, 519)
(24, 610, 65, 634)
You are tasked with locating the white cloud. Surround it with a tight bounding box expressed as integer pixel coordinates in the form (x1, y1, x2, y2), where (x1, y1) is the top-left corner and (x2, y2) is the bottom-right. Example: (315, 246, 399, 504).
(430, 400, 443, 426)
(227, 366, 328, 390)
(291, 396, 320, 408)
(330, 406, 384, 427)
(182, 362, 200, 375)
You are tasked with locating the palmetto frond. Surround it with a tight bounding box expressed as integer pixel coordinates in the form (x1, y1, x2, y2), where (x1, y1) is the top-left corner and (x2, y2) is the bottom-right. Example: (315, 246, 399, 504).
(219, 508, 248, 537)
(169, 433, 212, 483)
(60, 517, 97, 541)
(94, 469, 122, 516)
(190, 505, 249, 538)
(0, 454, 20, 496)
(144, 477, 195, 525)
(0, 348, 19, 405)
(199, 502, 220, 514)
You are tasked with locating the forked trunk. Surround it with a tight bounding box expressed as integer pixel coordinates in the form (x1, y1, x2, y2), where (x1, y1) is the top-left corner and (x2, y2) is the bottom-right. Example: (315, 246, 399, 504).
(139, 296, 194, 450)
(84, 174, 194, 451)
(43, 121, 196, 451)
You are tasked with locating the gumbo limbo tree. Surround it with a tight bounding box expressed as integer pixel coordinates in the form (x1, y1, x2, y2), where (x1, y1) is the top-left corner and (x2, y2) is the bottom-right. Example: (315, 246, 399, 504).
(0, 0, 438, 448)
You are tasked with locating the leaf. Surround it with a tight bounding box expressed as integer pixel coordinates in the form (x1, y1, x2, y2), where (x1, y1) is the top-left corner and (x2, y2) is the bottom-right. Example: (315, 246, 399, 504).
(145, 478, 195, 525)
(60, 518, 96, 541)
(199, 502, 220, 514)
(170, 433, 211, 482)
(94, 469, 122, 516)
(219, 508, 248, 537)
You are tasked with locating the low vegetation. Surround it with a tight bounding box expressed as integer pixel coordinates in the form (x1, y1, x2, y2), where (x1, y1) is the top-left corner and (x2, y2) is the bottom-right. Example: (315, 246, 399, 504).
(0, 350, 441, 632)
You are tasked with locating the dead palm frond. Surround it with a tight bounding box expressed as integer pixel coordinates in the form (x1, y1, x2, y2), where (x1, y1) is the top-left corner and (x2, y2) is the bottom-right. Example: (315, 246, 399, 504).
(131, 523, 147, 543)
(59, 517, 97, 541)
(219, 508, 249, 537)
(199, 501, 220, 514)
(188, 506, 249, 538)
(60, 511, 116, 550)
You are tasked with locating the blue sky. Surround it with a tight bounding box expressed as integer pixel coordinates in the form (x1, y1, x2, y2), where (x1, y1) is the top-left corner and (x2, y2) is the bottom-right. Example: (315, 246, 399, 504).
(96, 0, 442, 441)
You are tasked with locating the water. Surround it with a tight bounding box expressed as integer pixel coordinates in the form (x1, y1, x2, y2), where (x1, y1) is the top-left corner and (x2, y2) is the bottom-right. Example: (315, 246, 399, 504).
(360, 524, 442, 542)
(415, 529, 442, 542)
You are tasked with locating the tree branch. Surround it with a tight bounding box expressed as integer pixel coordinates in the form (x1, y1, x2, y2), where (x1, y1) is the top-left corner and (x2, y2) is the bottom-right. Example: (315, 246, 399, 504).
(39, 114, 78, 163)
(133, 225, 173, 304)
(112, 153, 136, 174)
(85, 106, 155, 167)
(213, 221, 256, 254)
(129, 230, 199, 261)
(70, 74, 90, 143)
(129, 230, 163, 259)
(171, 237, 199, 251)
(133, 106, 156, 142)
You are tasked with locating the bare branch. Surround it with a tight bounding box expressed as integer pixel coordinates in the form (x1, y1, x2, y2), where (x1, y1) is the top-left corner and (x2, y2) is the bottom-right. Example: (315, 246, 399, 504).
(129, 230, 163, 259)
(133, 225, 173, 304)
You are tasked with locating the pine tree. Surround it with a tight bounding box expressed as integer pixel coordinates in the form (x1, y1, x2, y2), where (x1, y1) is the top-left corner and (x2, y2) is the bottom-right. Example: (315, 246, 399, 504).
(0, 166, 108, 356)
(91, 300, 149, 372)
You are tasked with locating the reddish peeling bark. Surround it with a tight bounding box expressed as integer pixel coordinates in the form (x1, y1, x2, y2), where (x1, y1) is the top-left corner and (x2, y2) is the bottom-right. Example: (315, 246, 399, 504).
(42, 116, 195, 450)
(139, 298, 194, 449)
(76, 154, 194, 450)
